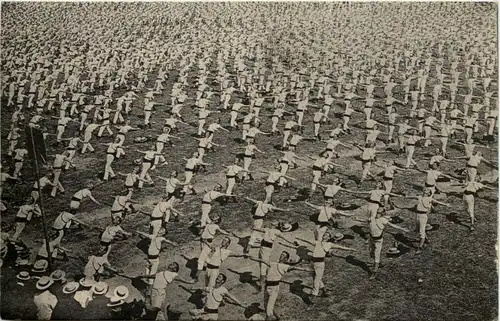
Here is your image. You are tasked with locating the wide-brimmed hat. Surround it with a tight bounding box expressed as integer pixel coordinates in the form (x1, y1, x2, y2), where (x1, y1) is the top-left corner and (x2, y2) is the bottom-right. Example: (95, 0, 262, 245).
(271, 220, 280, 227)
(16, 271, 30, 281)
(387, 247, 401, 255)
(36, 276, 54, 290)
(107, 285, 129, 307)
(332, 233, 344, 242)
(50, 269, 66, 282)
(279, 222, 299, 232)
(63, 281, 80, 294)
(91, 281, 109, 295)
(32, 259, 49, 273)
(425, 224, 433, 231)
(79, 277, 97, 288)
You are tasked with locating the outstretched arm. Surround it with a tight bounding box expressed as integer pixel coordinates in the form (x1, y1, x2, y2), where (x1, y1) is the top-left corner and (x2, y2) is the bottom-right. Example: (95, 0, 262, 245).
(336, 210, 354, 217)
(295, 237, 315, 246)
(291, 266, 313, 272)
(329, 244, 359, 252)
(387, 222, 409, 232)
(277, 234, 296, 246)
(272, 205, 291, 212)
(432, 199, 450, 207)
(224, 292, 246, 308)
(244, 197, 258, 204)
(218, 228, 230, 236)
(134, 230, 153, 240)
(247, 256, 270, 266)
(304, 201, 320, 210)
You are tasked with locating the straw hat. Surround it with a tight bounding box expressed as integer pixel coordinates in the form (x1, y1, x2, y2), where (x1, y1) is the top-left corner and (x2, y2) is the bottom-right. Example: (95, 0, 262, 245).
(91, 281, 109, 295)
(63, 281, 80, 294)
(36, 276, 54, 290)
(332, 233, 344, 242)
(107, 285, 129, 307)
(387, 247, 401, 255)
(425, 224, 433, 231)
(50, 269, 66, 282)
(279, 222, 299, 232)
(32, 259, 49, 273)
(79, 277, 96, 288)
(16, 271, 30, 281)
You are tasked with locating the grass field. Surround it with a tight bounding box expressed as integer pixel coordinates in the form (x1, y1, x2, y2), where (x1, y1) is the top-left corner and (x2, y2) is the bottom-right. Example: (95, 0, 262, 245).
(0, 5, 498, 321)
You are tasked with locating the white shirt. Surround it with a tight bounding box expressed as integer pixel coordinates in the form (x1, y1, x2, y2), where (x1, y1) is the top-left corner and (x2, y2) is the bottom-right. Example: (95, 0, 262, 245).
(34, 291, 58, 320)
(153, 271, 178, 290)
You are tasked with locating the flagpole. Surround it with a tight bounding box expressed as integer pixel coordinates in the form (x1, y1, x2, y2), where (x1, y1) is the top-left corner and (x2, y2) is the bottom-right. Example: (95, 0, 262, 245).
(29, 126, 53, 271)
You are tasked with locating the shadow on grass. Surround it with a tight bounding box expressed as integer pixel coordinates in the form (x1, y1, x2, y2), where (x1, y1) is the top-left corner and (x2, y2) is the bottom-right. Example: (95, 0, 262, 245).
(295, 245, 311, 262)
(345, 255, 371, 274)
(235, 235, 250, 251)
(283, 279, 313, 305)
(178, 285, 205, 309)
(166, 305, 183, 321)
(136, 237, 151, 255)
(445, 212, 469, 229)
(188, 224, 202, 237)
(409, 183, 424, 192)
(130, 276, 150, 296)
(482, 196, 498, 203)
(244, 303, 265, 319)
(273, 144, 284, 151)
(391, 232, 418, 248)
(346, 174, 361, 185)
(181, 254, 199, 279)
(350, 225, 369, 240)
(227, 268, 260, 291)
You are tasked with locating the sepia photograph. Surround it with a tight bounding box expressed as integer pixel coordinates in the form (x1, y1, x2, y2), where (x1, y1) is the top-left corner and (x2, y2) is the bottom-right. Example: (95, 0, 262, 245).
(0, 1, 498, 320)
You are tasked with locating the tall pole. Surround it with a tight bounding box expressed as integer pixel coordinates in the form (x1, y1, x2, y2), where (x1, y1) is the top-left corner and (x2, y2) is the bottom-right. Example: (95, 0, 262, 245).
(29, 126, 52, 270)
